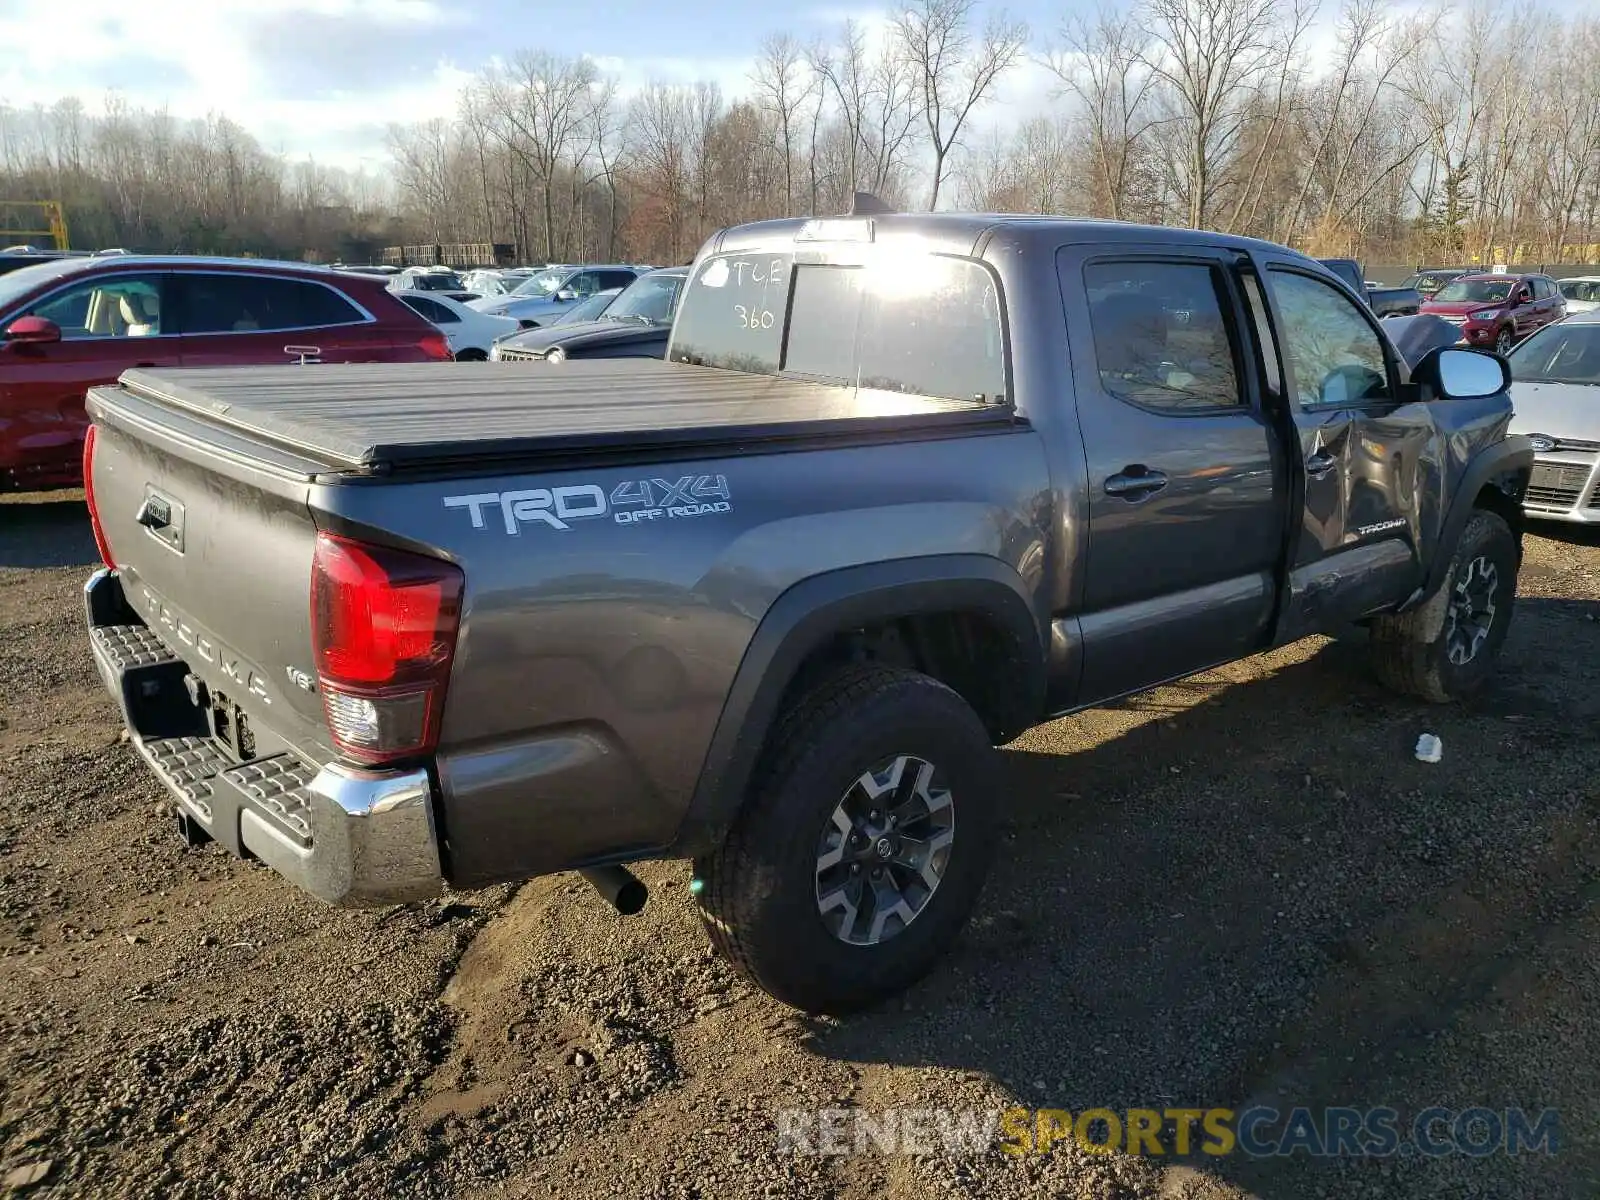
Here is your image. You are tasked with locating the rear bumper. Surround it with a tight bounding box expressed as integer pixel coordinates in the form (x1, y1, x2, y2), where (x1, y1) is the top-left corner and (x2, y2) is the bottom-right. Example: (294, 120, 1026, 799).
(84, 568, 444, 906)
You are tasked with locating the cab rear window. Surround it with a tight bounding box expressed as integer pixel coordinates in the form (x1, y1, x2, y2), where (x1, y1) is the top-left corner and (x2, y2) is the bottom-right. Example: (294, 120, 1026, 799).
(671, 250, 1007, 403)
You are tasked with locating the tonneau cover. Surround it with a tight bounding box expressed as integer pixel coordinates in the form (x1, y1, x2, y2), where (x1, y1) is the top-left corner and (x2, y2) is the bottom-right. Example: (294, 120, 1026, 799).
(111, 360, 1001, 472)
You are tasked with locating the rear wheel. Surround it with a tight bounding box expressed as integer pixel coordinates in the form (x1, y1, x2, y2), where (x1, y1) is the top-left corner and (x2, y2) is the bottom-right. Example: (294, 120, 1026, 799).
(693, 665, 999, 1014)
(1369, 509, 1518, 702)
(454, 347, 487, 362)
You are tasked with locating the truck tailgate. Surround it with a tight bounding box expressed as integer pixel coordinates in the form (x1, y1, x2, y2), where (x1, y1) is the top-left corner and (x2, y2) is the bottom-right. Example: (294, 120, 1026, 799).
(86, 385, 331, 761)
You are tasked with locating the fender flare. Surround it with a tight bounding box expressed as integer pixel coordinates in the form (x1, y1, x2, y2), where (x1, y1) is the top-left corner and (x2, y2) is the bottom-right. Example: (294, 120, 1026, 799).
(670, 555, 1045, 857)
(1417, 435, 1533, 603)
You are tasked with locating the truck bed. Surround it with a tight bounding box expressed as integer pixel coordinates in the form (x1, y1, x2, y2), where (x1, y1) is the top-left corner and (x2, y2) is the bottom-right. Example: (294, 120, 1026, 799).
(107, 360, 1009, 473)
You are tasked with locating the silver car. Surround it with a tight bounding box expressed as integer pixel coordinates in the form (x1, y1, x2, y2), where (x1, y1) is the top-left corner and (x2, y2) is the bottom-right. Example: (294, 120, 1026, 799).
(1508, 309, 1600, 523)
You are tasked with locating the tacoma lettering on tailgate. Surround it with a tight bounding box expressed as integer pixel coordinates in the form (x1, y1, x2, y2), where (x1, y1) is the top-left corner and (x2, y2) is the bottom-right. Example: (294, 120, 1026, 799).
(135, 585, 274, 705)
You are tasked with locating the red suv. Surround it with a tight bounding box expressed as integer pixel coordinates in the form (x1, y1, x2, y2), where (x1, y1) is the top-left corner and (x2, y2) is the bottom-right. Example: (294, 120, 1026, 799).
(0, 256, 451, 490)
(1419, 272, 1567, 355)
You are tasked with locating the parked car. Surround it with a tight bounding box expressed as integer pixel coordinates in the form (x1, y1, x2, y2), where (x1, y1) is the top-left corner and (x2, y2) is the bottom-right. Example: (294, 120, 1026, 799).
(491, 267, 686, 362)
(1403, 268, 1472, 299)
(1506, 309, 1600, 523)
(1555, 277, 1600, 315)
(546, 287, 622, 326)
(1318, 258, 1421, 318)
(395, 290, 518, 360)
(467, 263, 646, 326)
(488, 290, 622, 358)
(80, 212, 1530, 1015)
(460, 269, 525, 298)
(0, 247, 92, 274)
(389, 266, 478, 304)
(1419, 272, 1566, 354)
(0, 254, 451, 490)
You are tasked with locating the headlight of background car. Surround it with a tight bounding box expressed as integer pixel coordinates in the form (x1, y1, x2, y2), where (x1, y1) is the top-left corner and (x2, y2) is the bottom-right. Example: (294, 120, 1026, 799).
(545, 345, 566, 363)
(1470, 310, 1500, 321)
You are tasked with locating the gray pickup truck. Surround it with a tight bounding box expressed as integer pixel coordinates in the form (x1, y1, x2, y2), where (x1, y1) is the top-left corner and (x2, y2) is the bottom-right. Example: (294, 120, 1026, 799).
(82, 214, 1532, 1014)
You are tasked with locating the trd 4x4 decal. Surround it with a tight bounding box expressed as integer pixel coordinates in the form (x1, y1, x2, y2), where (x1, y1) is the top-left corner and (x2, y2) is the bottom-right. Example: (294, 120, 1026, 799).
(444, 475, 733, 534)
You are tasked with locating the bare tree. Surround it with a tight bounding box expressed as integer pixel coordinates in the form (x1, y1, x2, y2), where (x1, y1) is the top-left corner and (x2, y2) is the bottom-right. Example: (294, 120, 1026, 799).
(1140, 0, 1299, 229)
(751, 33, 819, 215)
(893, 0, 1028, 210)
(1047, 5, 1156, 219)
(494, 51, 598, 260)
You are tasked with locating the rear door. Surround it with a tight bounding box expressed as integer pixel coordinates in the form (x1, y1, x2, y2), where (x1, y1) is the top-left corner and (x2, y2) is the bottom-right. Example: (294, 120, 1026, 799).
(1245, 253, 1426, 638)
(171, 271, 387, 366)
(1532, 276, 1565, 331)
(0, 271, 180, 484)
(1058, 245, 1283, 703)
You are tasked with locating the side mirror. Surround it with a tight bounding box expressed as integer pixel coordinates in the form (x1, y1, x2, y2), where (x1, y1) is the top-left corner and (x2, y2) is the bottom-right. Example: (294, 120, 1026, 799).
(2, 315, 62, 346)
(1416, 347, 1509, 400)
(555, 289, 577, 302)
(1517, 290, 1532, 306)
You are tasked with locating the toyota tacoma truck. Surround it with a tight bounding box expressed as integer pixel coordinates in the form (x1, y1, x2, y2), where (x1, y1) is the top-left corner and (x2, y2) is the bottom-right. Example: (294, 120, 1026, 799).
(82, 213, 1532, 1014)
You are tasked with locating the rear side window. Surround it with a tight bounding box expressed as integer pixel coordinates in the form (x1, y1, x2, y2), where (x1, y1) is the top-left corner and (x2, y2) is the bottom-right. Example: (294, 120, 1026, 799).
(597, 270, 638, 291)
(401, 295, 457, 324)
(1083, 261, 1243, 412)
(177, 274, 365, 334)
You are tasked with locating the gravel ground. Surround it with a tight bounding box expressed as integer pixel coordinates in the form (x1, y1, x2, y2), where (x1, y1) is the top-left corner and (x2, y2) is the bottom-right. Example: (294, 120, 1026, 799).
(1, 490, 1596, 1200)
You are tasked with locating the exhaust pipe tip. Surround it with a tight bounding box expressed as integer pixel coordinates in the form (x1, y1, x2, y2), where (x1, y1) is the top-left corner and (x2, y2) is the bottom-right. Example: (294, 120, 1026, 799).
(579, 865, 648, 915)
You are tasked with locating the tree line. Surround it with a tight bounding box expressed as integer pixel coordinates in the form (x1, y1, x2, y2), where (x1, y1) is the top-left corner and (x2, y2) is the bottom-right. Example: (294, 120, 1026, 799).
(3, 0, 1598, 269)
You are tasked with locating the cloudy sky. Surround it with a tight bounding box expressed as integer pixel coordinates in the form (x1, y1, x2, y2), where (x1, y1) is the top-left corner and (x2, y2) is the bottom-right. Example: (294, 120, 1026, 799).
(0, 0, 1070, 171)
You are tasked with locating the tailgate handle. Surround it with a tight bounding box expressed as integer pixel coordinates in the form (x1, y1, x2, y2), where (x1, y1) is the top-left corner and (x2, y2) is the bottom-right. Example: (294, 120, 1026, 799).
(135, 496, 172, 530)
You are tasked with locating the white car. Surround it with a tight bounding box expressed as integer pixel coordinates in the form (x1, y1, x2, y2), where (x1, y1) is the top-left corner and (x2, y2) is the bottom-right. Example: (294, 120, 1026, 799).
(461, 269, 523, 298)
(1556, 277, 1600, 315)
(394, 290, 519, 360)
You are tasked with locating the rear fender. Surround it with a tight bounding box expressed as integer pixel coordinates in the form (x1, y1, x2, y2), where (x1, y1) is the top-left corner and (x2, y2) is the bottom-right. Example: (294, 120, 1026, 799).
(670, 555, 1045, 857)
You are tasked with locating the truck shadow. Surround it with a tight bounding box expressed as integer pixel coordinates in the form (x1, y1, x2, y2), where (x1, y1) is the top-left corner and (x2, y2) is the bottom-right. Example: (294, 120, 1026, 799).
(800, 596, 1600, 1196)
(1527, 523, 1600, 549)
(0, 493, 100, 569)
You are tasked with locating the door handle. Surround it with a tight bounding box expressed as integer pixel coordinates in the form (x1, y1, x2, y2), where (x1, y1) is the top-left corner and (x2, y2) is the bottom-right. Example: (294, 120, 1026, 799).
(1306, 451, 1337, 478)
(1104, 467, 1169, 499)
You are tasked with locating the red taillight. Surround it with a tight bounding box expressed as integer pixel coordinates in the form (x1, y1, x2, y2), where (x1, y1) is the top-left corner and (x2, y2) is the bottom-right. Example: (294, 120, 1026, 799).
(82, 424, 114, 568)
(419, 331, 451, 361)
(310, 532, 464, 765)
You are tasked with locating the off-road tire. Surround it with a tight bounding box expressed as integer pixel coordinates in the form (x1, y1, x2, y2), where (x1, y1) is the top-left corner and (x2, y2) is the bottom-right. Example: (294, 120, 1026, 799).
(693, 664, 998, 1014)
(1369, 509, 1518, 703)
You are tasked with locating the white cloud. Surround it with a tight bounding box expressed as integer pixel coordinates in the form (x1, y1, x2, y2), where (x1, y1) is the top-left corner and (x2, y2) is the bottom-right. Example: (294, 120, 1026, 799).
(0, 0, 471, 168)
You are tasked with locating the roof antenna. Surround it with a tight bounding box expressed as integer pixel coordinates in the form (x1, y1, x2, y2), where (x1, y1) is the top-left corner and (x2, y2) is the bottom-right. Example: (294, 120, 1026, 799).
(850, 192, 894, 216)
